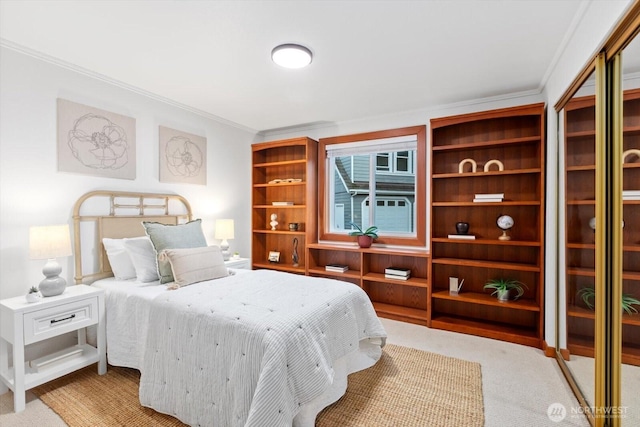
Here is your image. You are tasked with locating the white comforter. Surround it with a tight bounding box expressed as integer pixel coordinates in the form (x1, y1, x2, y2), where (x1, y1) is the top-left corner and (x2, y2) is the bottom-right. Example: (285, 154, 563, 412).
(129, 269, 386, 427)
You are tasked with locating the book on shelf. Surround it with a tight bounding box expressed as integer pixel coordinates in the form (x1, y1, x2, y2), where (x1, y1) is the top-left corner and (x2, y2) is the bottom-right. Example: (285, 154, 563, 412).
(473, 198, 503, 203)
(271, 201, 294, 206)
(385, 273, 410, 281)
(474, 193, 504, 199)
(622, 190, 640, 200)
(325, 264, 349, 272)
(384, 267, 411, 277)
(447, 234, 476, 240)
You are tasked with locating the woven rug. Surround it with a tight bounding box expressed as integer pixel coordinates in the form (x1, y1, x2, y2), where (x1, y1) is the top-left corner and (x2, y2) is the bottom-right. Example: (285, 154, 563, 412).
(33, 344, 484, 427)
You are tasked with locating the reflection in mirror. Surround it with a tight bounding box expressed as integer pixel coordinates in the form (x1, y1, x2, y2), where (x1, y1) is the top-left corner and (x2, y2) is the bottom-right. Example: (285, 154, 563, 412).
(620, 32, 640, 426)
(560, 69, 597, 416)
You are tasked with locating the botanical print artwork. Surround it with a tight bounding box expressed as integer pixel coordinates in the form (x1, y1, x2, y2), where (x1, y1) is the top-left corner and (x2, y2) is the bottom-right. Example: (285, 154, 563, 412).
(57, 99, 136, 179)
(159, 126, 206, 185)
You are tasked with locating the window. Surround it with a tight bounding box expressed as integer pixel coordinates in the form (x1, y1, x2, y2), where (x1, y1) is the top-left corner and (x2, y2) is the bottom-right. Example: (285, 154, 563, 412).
(319, 126, 426, 247)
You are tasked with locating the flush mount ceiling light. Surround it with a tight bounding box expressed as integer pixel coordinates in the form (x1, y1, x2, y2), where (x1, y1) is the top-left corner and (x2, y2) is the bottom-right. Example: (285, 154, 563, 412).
(271, 43, 313, 69)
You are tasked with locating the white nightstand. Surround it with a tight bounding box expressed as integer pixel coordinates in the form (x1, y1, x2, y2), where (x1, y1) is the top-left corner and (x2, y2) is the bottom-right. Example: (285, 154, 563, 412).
(0, 284, 106, 413)
(225, 257, 250, 270)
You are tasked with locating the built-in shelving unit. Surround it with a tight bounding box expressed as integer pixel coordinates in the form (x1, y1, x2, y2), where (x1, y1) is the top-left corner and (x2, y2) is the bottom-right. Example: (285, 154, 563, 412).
(306, 244, 430, 325)
(429, 103, 546, 348)
(564, 90, 640, 366)
(251, 137, 318, 274)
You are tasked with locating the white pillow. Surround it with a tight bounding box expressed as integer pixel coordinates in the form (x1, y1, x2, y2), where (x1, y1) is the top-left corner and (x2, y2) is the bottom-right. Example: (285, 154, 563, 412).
(122, 237, 160, 282)
(159, 246, 228, 288)
(102, 238, 136, 280)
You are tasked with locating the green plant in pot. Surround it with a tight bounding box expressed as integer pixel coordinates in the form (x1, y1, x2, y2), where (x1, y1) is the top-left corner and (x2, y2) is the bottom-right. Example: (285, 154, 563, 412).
(348, 222, 379, 248)
(484, 278, 527, 302)
(577, 287, 640, 315)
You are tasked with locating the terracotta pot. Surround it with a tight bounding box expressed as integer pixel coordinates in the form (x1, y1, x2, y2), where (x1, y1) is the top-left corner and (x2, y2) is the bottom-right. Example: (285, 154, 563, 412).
(357, 235, 374, 248)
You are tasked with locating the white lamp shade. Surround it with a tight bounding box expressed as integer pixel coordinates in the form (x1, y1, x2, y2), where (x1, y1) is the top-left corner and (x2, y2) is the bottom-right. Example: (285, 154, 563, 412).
(29, 224, 72, 260)
(215, 219, 235, 240)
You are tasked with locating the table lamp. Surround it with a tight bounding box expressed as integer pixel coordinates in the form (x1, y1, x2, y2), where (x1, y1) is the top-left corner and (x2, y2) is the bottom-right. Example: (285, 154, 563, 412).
(30, 224, 72, 296)
(215, 219, 234, 261)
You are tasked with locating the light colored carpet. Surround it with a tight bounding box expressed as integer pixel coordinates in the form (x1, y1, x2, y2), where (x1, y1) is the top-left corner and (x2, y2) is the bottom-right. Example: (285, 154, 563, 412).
(1, 318, 592, 426)
(28, 344, 483, 427)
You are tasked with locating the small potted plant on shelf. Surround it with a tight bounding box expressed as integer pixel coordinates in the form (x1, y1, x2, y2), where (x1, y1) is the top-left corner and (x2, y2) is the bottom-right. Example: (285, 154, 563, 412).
(26, 286, 40, 303)
(577, 287, 640, 315)
(484, 278, 527, 302)
(348, 222, 379, 248)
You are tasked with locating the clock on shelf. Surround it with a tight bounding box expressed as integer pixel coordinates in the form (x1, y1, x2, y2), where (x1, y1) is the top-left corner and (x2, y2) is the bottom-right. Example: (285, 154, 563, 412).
(497, 214, 514, 241)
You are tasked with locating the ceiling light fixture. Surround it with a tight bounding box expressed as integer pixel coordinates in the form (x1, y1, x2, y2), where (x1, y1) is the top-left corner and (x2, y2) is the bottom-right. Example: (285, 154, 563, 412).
(271, 43, 313, 69)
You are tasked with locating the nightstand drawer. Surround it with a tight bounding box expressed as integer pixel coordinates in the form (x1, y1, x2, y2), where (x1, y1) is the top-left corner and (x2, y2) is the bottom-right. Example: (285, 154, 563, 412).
(23, 297, 98, 345)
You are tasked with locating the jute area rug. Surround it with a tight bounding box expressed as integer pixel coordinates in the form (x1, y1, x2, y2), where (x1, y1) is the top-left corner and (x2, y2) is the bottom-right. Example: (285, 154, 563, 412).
(33, 344, 484, 427)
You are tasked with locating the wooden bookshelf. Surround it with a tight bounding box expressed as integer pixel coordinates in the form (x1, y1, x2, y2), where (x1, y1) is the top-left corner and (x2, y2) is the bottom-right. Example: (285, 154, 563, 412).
(306, 243, 430, 325)
(429, 103, 546, 348)
(251, 137, 318, 274)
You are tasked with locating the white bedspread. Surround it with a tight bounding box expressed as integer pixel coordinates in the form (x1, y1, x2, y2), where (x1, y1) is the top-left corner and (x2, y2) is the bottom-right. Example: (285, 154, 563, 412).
(98, 269, 386, 427)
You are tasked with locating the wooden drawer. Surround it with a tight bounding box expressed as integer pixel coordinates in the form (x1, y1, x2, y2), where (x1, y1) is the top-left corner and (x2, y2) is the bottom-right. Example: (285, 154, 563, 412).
(23, 297, 98, 345)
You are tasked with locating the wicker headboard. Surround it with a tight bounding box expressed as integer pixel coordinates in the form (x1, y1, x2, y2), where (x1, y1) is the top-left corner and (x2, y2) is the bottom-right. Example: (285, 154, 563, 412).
(72, 190, 193, 284)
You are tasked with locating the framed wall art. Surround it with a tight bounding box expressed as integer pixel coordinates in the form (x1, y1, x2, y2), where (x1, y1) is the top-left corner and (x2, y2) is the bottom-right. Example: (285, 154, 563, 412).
(57, 98, 136, 179)
(159, 126, 207, 185)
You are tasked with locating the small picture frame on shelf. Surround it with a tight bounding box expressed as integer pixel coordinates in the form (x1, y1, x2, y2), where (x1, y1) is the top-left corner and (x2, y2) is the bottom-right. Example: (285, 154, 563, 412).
(268, 251, 280, 263)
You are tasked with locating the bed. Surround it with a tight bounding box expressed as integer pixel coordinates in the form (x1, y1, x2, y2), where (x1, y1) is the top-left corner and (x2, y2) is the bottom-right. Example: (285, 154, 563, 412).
(73, 190, 387, 427)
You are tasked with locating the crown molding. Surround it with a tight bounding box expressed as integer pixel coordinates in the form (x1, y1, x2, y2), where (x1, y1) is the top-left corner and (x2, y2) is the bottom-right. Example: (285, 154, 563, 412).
(0, 39, 258, 135)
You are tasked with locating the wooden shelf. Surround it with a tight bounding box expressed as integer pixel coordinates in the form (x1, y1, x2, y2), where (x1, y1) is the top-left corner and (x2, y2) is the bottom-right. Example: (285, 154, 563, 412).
(253, 205, 306, 209)
(363, 272, 428, 288)
(372, 302, 428, 325)
(253, 159, 307, 168)
(432, 168, 541, 179)
(306, 267, 361, 281)
(432, 290, 540, 311)
(430, 315, 540, 348)
(431, 135, 540, 152)
(568, 305, 640, 326)
(252, 261, 306, 275)
(431, 237, 540, 247)
(253, 181, 307, 188)
(431, 257, 540, 272)
(430, 102, 545, 349)
(432, 201, 541, 207)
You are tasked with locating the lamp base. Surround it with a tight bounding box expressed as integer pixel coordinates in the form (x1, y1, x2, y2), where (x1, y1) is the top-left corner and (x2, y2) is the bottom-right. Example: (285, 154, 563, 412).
(39, 258, 67, 297)
(220, 240, 230, 261)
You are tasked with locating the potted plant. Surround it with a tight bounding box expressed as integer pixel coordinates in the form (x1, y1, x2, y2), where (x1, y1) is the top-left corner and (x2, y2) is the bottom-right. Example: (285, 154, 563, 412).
(348, 222, 379, 248)
(577, 287, 640, 315)
(26, 286, 40, 303)
(483, 278, 527, 302)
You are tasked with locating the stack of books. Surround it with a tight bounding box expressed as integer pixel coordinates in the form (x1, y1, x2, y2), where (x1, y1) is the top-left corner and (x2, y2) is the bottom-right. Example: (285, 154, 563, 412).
(447, 234, 476, 240)
(272, 201, 294, 206)
(473, 193, 504, 203)
(623, 190, 640, 201)
(384, 267, 411, 280)
(325, 264, 349, 273)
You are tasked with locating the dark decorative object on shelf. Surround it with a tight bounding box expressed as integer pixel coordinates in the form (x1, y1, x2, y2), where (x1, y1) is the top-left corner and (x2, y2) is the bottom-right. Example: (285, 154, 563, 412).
(289, 223, 299, 231)
(292, 238, 299, 267)
(455, 222, 469, 235)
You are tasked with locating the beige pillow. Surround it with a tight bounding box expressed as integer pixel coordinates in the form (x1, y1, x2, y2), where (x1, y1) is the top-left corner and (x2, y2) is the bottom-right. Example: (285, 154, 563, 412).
(159, 246, 228, 288)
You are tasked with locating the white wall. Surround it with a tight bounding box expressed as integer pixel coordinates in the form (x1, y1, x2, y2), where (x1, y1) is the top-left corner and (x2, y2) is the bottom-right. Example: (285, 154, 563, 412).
(0, 46, 256, 300)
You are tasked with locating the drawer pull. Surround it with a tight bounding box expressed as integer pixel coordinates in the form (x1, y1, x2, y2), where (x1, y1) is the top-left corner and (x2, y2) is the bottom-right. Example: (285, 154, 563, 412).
(51, 314, 76, 324)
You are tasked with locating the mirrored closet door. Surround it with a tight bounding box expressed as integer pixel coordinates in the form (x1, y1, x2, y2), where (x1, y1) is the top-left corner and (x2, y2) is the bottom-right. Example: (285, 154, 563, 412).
(556, 3, 640, 426)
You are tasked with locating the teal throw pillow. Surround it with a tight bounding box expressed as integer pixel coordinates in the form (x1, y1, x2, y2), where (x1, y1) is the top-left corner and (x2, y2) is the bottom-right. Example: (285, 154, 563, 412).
(142, 219, 207, 284)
